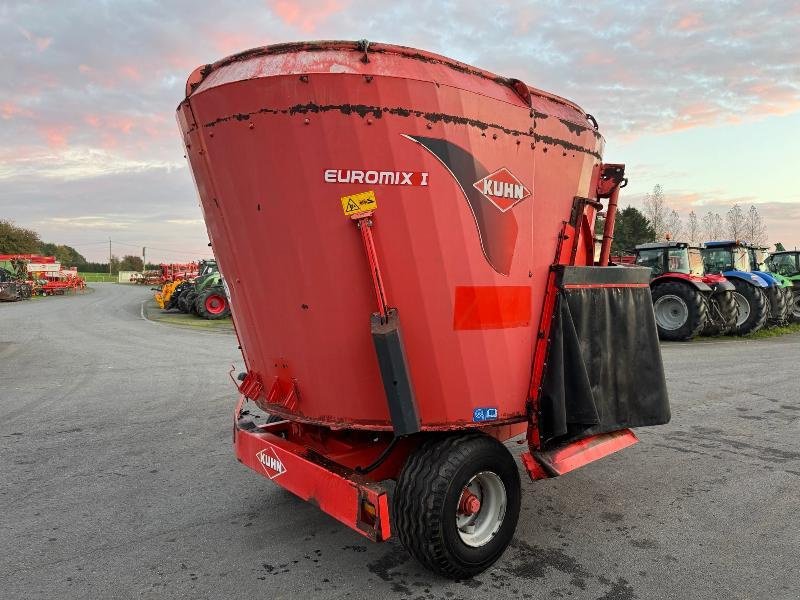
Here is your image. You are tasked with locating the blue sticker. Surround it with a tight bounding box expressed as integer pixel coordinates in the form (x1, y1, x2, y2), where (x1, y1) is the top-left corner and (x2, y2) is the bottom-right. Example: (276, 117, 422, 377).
(473, 407, 499, 422)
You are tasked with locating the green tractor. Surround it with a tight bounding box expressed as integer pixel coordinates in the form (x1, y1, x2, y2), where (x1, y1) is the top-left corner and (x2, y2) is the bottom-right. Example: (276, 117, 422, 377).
(747, 246, 794, 324)
(765, 250, 800, 322)
(175, 259, 231, 319)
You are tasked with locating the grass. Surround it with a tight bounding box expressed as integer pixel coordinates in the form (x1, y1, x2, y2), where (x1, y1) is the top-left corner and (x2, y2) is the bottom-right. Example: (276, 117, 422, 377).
(79, 272, 117, 282)
(742, 321, 800, 339)
(143, 299, 233, 332)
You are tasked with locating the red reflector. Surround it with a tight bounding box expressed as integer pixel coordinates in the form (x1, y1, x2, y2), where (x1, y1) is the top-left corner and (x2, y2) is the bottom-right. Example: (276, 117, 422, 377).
(453, 285, 531, 330)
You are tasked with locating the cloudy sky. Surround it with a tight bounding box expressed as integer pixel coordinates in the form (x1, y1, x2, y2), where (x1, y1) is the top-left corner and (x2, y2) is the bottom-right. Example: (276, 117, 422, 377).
(2, 0, 799, 262)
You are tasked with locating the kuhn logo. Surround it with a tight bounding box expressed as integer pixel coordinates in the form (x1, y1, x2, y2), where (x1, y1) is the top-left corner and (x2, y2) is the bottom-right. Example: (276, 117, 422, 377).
(473, 168, 531, 212)
(324, 169, 428, 186)
(256, 447, 286, 479)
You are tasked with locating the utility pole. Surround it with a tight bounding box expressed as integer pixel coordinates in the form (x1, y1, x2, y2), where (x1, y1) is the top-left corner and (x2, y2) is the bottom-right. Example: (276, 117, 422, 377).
(142, 246, 146, 272)
(108, 237, 112, 275)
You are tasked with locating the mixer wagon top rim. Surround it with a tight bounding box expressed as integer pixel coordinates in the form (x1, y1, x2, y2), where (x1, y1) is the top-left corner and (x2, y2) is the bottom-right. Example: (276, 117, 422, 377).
(181, 39, 587, 116)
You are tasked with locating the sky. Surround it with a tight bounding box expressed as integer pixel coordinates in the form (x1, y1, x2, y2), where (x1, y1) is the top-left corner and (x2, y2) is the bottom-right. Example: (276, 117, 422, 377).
(1, 0, 799, 263)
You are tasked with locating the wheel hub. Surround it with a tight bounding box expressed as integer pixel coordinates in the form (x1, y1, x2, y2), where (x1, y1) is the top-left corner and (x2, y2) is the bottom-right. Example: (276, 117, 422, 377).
(456, 471, 507, 548)
(732, 291, 751, 326)
(653, 294, 689, 331)
(458, 489, 481, 516)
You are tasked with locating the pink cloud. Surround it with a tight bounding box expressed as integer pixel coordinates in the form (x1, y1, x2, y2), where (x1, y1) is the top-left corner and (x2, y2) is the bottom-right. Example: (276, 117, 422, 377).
(675, 12, 703, 31)
(39, 125, 72, 148)
(269, 0, 346, 33)
(1, 101, 33, 120)
(17, 25, 52, 51)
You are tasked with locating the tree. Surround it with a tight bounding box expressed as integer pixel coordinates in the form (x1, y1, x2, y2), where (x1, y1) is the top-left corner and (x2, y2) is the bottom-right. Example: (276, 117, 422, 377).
(610, 206, 654, 253)
(743, 205, 767, 247)
(665, 209, 683, 241)
(686, 211, 700, 244)
(39, 242, 87, 267)
(642, 184, 667, 241)
(726, 204, 746, 240)
(0, 219, 41, 254)
(119, 255, 144, 271)
(775, 242, 785, 251)
(702, 212, 725, 241)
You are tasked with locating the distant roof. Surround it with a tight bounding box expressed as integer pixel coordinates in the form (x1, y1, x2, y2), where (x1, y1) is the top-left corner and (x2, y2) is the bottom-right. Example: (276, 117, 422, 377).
(635, 241, 688, 250)
(704, 240, 745, 248)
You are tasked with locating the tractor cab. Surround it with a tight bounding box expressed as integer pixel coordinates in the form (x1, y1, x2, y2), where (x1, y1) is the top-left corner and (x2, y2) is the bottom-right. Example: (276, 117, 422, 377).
(701, 241, 753, 274)
(767, 251, 800, 278)
(634, 241, 704, 278)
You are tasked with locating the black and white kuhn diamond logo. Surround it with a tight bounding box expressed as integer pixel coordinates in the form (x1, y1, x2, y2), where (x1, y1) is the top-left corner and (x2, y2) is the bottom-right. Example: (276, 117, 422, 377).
(256, 447, 286, 479)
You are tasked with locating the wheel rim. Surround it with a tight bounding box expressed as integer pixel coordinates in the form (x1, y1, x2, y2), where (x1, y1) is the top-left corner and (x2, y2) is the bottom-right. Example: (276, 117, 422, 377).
(205, 294, 226, 314)
(732, 291, 751, 326)
(653, 294, 689, 331)
(792, 292, 800, 319)
(456, 471, 507, 547)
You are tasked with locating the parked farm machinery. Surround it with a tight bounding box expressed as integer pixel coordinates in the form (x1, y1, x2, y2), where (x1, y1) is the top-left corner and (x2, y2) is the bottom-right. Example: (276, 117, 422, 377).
(0, 254, 85, 298)
(632, 242, 737, 340)
(177, 41, 671, 577)
(766, 250, 800, 321)
(153, 259, 231, 319)
(702, 241, 775, 334)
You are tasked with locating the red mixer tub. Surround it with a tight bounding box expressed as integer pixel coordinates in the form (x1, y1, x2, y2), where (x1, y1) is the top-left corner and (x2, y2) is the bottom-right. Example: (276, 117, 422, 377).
(177, 40, 669, 578)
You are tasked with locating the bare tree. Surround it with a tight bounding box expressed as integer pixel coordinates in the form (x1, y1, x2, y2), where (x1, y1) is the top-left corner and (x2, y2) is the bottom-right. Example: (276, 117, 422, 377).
(743, 205, 768, 246)
(686, 211, 700, 244)
(702, 212, 725, 241)
(665, 209, 683, 240)
(726, 204, 746, 240)
(642, 184, 667, 241)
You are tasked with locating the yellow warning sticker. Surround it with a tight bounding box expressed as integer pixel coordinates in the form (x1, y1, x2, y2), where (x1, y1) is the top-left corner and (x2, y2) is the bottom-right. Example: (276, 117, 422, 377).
(340, 190, 377, 216)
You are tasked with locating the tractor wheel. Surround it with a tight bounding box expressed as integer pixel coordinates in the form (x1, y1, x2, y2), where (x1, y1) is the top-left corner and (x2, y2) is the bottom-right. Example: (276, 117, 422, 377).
(730, 279, 768, 335)
(651, 282, 707, 341)
(393, 434, 521, 579)
(765, 286, 788, 326)
(178, 290, 196, 313)
(790, 288, 800, 322)
(702, 290, 737, 336)
(196, 286, 230, 319)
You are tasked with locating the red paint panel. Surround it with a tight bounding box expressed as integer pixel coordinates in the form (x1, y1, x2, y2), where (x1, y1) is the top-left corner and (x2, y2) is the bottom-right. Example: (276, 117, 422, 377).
(453, 285, 531, 330)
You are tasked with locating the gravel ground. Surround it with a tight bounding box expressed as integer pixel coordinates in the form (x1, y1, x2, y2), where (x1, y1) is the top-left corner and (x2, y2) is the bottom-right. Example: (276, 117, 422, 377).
(1, 283, 798, 599)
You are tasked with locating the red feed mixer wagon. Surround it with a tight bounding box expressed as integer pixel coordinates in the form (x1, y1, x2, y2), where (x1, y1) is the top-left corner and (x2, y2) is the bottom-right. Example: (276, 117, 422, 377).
(177, 41, 670, 578)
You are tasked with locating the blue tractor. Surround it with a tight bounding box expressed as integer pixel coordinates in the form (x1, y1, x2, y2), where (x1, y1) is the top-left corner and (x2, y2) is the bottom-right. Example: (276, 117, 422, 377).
(701, 241, 771, 335)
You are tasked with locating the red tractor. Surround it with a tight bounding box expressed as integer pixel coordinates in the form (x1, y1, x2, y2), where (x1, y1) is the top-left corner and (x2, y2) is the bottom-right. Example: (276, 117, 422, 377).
(177, 41, 671, 578)
(633, 242, 736, 340)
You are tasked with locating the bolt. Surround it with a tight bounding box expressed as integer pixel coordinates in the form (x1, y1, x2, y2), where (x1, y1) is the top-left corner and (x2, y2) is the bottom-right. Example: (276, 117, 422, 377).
(304, 118, 310, 125)
(426, 122, 432, 129)
(299, 75, 309, 83)
(249, 123, 255, 129)
(492, 133, 498, 140)
(209, 132, 214, 138)
(367, 118, 373, 125)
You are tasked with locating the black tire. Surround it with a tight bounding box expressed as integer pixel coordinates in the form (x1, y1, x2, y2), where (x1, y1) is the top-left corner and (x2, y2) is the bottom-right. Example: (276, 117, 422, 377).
(765, 286, 788, 326)
(393, 434, 521, 579)
(702, 290, 737, 336)
(790, 288, 800, 323)
(651, 282, 707, 341)
(178, 289, 196, 313)
(780, 287, 794, 323)
(195, 286, 231, 319)
(730, 279, 768, 335)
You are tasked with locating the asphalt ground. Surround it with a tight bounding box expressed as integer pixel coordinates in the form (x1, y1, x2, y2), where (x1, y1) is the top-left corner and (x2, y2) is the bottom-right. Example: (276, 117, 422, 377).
(1, 283, 798, 599)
